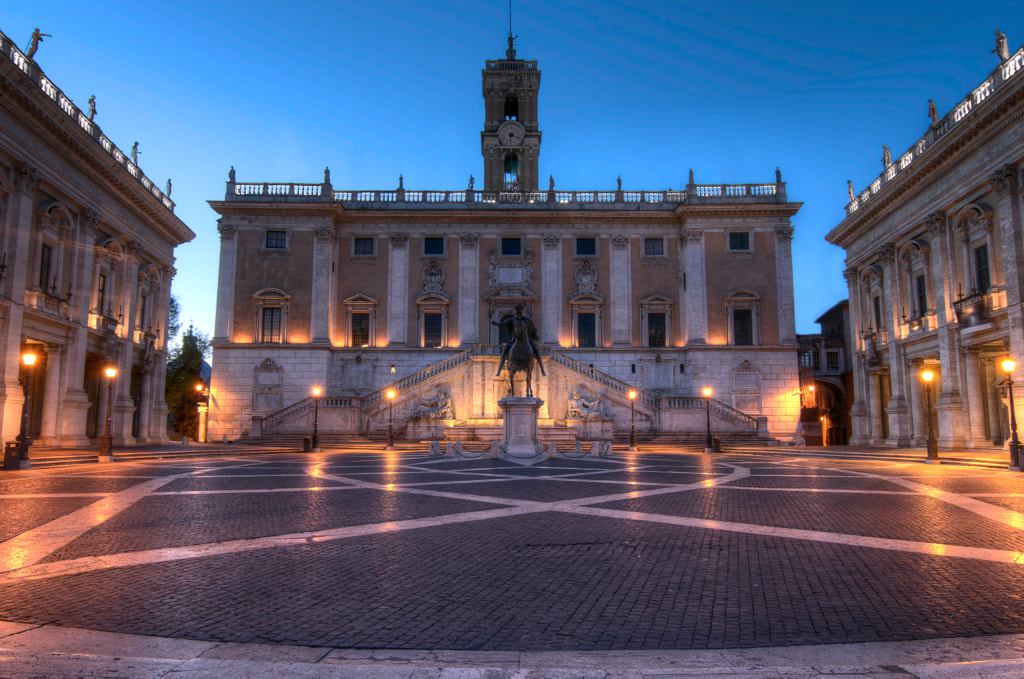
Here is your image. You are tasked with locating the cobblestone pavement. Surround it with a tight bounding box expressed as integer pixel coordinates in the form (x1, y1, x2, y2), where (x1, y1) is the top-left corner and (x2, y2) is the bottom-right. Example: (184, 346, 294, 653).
(2, 449, 1024, 660)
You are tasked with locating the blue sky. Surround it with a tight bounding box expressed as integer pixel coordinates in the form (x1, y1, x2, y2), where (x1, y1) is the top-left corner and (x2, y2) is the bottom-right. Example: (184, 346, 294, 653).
(3, 1, 1018, 343)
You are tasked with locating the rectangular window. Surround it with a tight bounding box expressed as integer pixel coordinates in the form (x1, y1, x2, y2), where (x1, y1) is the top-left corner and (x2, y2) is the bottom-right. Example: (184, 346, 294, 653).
(800, 350, 817, 368)
(647, 312, 666, 347)
(826, 351, 840, 372)
(576, 237, 596, 256)
(351, 312, 370, 347)
(915, 274, 927, 316)
(644, 238, 664, 256)
(872, 296, 882, 330)
(577, 313, 596, 347)
(97, 273, 107, 314)
(501, 237, 521, 256)
(423, 313, 443, 347)
(39, 243, 52, 290)
(733, 308, 753, 345)
(975, 244, 991, 294)
(265, 230, 287, 249)
(353, 237, 374, 256)
(423, 237, 444, 256)
(729, 232, 750, 251)
(261, 307, 282, 343)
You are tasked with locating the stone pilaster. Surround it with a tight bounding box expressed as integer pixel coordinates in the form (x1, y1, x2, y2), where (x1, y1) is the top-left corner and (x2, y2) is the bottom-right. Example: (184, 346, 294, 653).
(682, 227, 707, 345)
(774, 225, 796, 345)
(962, 349, 989, 448)
(310, 225, 334, 344)
(540, 234, 560, 345)
(38, 344, 63, 444)
(868, 370, 885, 445)
(459, 234, 480, 345)
(985, 358, 1005, 445)
(908, 359, 927, 446)
(877, 246, 910, 445)
(845, 267, 870, 444)
(609, 234, 631, 347)
(213, 222, 237, 341)
(137, 368, 153, 442)
(992, 166, 1024, 364)
(387, 234, 409, 346)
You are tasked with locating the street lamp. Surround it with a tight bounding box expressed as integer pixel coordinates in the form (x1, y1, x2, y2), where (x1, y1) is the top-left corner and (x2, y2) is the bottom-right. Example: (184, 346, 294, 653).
(386, 388, 396, 451)
(921, 369, 939, 464)
(1002, 359, 1020, 470)
(195, 383, 210, 443)
(99, 366, 117, 462)
(628, 390, 637, 451)
(703, 386, 713, 453)
(311, 386, 321, 452)
(15, 351, 37, 468)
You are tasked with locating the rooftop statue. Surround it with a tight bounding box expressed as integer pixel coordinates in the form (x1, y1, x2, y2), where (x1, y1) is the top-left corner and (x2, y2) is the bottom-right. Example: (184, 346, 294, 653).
(928, 99, 938, 126)
(775, 167, 782, 183)
(549, 174, 554, 191)
(165, 179, 172, 197)
(228, 166, 236, 182)
(617, 175, 622, 191)
(26, 28, 51, 59)
(324, 167, 330, 184)
(131, 142, 139, 166)
(468, 174, 474, 190)
(688, 168, 694, 185)
(847, 180, 855, 202)
(994, 30, 1010, 62)
(882, 145, 891, 168)
(88, 95, 96, 122)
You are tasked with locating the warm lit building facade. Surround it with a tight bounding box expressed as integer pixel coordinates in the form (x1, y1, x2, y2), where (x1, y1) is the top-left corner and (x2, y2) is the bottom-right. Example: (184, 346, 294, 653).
(0, 31, 193, 452)
(827, 35, 1024, 451)
(208, 39, 802, 443)
(797, 301, 853, 445)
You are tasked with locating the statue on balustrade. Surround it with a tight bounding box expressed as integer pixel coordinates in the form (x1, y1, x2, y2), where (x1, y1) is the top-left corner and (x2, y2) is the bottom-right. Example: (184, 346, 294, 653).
(549, 175, 554, 191)
(882, 145, 891, 168)
(994, 30, 1010, 62)
(26, 28, 51, 59)
(567, 391, 607, 420)
(928, 99, 938, 126)
(409, 389, 454, 420)
(228, 166, 236, 182)
(468, 175, 474, 190)
(88, 95, 97, 121)
(166, 179, 172, 197)
(324, 167, 331, 184)
(847, 180, 855, 201)
(131, 142, 139, 165)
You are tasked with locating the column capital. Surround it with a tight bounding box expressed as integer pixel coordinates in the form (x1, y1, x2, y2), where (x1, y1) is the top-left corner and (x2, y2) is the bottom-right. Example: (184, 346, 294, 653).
(681, 227, 703, 243)
(13, 162, 41, 194)
(610, 234, 629, 249)
(459, 233, 479, 248)
(80, 208, 102, 234)
(988, 164, 1019, 197)
(314, 225, 335, 243)
(875, 244, 895, 264)
(541, 234, 560, 249)
(923, 210, 946, 235)
(217, 221, 237, 240)
(44, 343, 65, 356)
(775, 225, 794, 242)
(390, 234, 408, 248)
(843, 267, 858, 283)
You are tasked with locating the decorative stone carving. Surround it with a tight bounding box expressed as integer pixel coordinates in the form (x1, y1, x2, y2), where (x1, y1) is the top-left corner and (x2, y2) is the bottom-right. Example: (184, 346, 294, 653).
(988, 165, 1019, 197)
(843, 267, 858, 284)
(542, 234, 560, 249)
(408, 389, 454, 420)
(775, 225, 794, 241)
(459, 233, 478, 248)
(875, 244, 895, 264)
(315, 225, 335, 242)
(390, 234, 408, 248)
(487, 247, 535, 297)
(923, 211, 946, 235)
(422, 260, 444, 294)
(682, 227, 703, 242)
(575, 259, 598, 295)
(566, 390, 607, 420)
(126, 241, 143, 262)
(14, 163, 40, 193)
(611, 234, 629, 249)
(217, 222, 237, 240)
(163, 266, 177, 281)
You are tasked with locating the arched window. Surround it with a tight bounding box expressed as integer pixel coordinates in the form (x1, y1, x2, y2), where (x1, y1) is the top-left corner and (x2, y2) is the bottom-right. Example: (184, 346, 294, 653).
(503, 154, 519, 191)
(504, 96, 518, 120)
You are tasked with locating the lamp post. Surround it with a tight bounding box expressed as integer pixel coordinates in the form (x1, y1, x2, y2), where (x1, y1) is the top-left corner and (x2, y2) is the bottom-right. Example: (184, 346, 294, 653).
(628, 390, 637, 451)
(99, 366, 117, 462)
(921, 369, 939, 464)
(703, 386, 713, 453)
(15, 351, 37, 468)
(386, 388, 396, 451)
(1002, 359, 1020, 470)
(195, 383, 210, 443)
(311, 386, 321, 452)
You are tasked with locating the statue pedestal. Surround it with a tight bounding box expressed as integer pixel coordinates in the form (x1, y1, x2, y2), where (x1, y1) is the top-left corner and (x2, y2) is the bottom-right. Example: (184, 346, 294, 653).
(499, 397, 544, 461)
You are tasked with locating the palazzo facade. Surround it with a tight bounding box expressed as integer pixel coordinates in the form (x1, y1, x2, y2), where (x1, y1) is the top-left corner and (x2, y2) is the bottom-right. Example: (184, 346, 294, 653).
(208, 39, 802, 443)
(0, 31, 193, 451)
(827, 35, 1024, 450)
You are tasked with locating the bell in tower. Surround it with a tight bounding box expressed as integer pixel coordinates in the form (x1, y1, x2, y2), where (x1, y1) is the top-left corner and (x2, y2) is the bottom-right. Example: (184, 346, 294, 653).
(481, 36, 541, 193)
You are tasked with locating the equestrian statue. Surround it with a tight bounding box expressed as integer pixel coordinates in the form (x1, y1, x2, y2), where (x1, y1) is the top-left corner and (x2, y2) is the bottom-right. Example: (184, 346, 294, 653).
(491, 304, 546, 397)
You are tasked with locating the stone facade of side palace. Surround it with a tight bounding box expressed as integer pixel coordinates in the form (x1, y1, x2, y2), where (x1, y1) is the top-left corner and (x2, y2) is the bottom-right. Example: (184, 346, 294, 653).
(827, 35, 1024, 451)
(208, 39, 802, 444)
(0, 31, 194, 450)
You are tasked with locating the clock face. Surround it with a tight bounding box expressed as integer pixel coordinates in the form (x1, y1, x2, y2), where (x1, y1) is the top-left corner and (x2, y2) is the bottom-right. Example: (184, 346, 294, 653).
(498, 121, 525, 147)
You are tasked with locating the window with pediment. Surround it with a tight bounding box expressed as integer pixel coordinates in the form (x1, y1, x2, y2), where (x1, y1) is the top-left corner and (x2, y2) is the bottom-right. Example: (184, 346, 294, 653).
(639, 293, 674, 348)
(253, 288, 290, 344)
(343, 294, 378, 348)
(724, 289, 760, 346)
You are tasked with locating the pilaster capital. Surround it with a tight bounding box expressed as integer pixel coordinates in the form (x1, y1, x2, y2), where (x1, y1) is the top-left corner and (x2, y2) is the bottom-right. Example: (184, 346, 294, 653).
(682, 227, 703, 243)
(217, 221, 237, 240)
(459, 233, 479, 248)
(988, 164, 1019, 197)
(80, 208, 101, 233)
(44, 343, 65, 356)
(541, 234, 560, 249)
(610, 234, 629, 249)
(390, 234, 408, 248)
(843, 267, 858, 284)
(126, 240, 143, 263)
(875, 244, 895, 264)
(314, 225, 335, 243)
(13, 163, 41, 194)
(923, 211, 946, 235)
(163, 265, 177, 281)
(775, 225, 794, 242)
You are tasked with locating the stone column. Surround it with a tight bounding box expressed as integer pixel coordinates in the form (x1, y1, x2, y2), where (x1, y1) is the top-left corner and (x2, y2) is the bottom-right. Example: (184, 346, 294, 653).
(540, 234, 560, 345)
(38, 344, 63, 443)
(60, 210, 98, 446)
(682, 227, 707, 345)
(926, 212, 965, 448)
(845, 268, 870, 444)
(908, 360, 926, 446)
(963, 349, 989, 448)
(774, 225, 797, 345)
(0, 163, 40, 444)
(867, 371, 884, 445)
(992, 167, 1024, 364)
(137, 368, 152, 443)
(213, 222, 237, 341)
(387, 234, 408, 346)
(609, 235, 631, 347)
(877, 246, 910, 445)
(985, 358, 1005, 445)
(310, 225, 334, 344)
(459, 234, 480, 345)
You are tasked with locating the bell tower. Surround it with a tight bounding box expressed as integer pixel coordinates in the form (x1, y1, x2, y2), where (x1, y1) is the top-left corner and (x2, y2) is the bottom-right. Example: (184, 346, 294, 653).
(481, 36, 541, 193)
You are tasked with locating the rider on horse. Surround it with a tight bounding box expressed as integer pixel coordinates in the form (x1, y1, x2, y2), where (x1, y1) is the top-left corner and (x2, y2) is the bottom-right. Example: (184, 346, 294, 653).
(491, 304, 547, 377)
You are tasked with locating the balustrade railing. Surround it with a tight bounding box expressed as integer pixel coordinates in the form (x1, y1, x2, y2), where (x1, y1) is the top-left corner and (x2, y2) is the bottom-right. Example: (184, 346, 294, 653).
(663, 396, 758, 429)
(0, 31, 175, 213)
(361, 348, 474, 409)
(845, 43, 1024, 217)
(546, 350, 658, 408)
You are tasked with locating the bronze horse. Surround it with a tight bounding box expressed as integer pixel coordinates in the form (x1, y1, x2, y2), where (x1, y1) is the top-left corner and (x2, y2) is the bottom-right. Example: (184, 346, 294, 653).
(504, 315, 536, 397)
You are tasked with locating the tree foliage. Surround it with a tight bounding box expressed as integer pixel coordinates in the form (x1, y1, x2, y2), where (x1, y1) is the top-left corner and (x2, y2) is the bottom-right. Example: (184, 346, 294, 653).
(165, 323, 210, 439)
